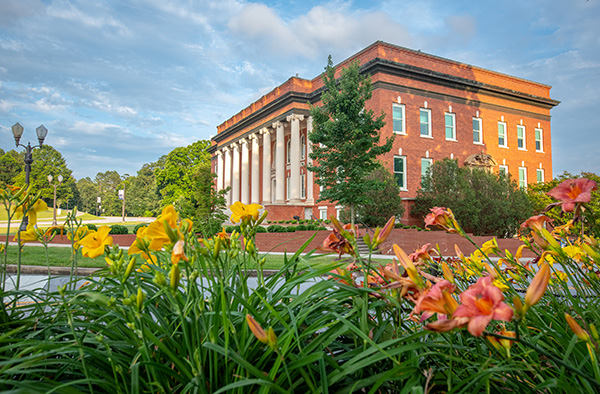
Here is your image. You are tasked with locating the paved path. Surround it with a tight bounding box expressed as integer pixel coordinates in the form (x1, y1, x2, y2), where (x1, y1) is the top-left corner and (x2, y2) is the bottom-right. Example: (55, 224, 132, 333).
(0, 211, 154, 231)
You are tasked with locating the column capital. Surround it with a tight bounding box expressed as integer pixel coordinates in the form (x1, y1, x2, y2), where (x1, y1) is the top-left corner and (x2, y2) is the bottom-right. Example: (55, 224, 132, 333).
(215, 149, 222, 156)
(249, 133, 259, 140)
(222, 145, 230, 152)
(272, 121, 283, 129)
(239, 138, 248, 145)
(260, 127, 271, 135)
(286, 114, 305, 123)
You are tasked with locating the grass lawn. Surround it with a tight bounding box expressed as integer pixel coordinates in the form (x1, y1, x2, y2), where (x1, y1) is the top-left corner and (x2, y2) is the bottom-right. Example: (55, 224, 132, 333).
(2, 245, 391, 271)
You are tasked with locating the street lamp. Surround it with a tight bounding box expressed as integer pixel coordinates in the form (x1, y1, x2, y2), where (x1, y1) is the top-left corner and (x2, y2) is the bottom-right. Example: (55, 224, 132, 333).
(12, 122, 48, 231)
(48, 174, 63, 226)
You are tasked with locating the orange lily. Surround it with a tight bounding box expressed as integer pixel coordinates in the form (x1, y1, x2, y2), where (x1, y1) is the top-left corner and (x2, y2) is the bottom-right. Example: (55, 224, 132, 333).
(523, 262, 550, 314)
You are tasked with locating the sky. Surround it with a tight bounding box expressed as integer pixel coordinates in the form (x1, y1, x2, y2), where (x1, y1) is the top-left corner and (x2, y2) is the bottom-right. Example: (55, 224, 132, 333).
(0, 0, 599, 180)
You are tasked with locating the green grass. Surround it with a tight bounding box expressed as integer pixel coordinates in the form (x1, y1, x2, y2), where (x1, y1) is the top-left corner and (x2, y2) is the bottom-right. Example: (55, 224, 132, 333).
(2, 244, 390, 271)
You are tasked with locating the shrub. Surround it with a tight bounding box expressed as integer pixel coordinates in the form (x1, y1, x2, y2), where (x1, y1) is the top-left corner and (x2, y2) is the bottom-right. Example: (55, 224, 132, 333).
(411, 158, 532, 237)
(133, 223, 148, 234)
(225, 225, 240, 233)
(286, 226, 297, 232)
(86, 224, 98, 232)
(109, 224, 128, 235)
(296, 224, 307, 231)
(267, 224, 286, 233)
(256, 226, 267, 233)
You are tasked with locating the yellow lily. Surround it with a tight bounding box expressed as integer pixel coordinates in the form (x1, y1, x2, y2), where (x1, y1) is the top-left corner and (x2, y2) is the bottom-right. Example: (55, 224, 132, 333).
(230, 201, 263, 223)
(79, 226, 113, 258)
(14, 224, 41, 245)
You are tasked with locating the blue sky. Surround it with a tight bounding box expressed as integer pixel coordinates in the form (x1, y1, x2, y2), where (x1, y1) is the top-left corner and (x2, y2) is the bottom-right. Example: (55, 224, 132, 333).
(0, 0, 598, 180)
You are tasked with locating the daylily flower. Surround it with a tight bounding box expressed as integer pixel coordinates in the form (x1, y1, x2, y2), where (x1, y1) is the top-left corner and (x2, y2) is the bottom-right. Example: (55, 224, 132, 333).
(79, 226, 113, 258)
(520, 215, 551, 233)
(15, 199, 48, 226)
(171, 240, 188, 264)
(547, 178, 597, 212)
(318, 229, 354, 256)
(145, 205, 181, 251)
(230, 201, 263, 223)
(409, 243, 433, 263)
(14, 223, 41, 245)
(424, 207, 462, 234)
(393, 244, 425, 289)
(453, 276, 514, 336)
(413, 280, 458, 320)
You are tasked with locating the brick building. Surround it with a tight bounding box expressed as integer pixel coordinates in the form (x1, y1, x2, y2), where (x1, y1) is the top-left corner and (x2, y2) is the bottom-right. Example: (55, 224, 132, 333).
(209, 41, 559, 223)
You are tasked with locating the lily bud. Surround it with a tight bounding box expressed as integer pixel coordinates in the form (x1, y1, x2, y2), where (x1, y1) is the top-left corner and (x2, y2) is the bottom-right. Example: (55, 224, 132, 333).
(169, 264, 180, 292)
(565, 314, 589, 342)
(442, 261, 454, 284)
(267, 327, 278, 349)
(246, 314, 268, 344)
(523, 263, 550, 314)
(136, 288, 145, 312)
(123, 256, 137, 282)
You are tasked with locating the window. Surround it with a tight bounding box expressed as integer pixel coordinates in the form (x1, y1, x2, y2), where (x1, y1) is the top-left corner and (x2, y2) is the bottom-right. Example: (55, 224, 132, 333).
(537, 169, 544, 183)
(394, 156, 407, 190)
(301, 135, 306, 159)
(421, 158, 433, 183)
(286, 176, 290, 200)
(445, 113, 456, 140)
(319, 207, 327, 220)
(420, 108, 432, 137)
(499, 165, 508, 177)
(286, 140, 291, 163)
(498, 122, 507, 147)
(301, 174, 306, 199)
(535, 128, 543, 152)
(519, 167, 527, 189)
(393, 103, 405, 134)
(473, 117, 482, 144)
(517, 125, 526, 150)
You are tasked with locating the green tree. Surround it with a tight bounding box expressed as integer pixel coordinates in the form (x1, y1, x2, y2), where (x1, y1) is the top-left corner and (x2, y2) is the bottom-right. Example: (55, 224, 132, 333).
(308, 56, 393, 226)
(76, 177, 98, 214)
(411, 159, 532, 237)
(341, 164, 404, 227)
(0, 150, 22, 188)
(94, 170, 122, 216)
(528, 171, 600, 237)
(127, 162, 161, 217)
(155, 140, 211, 206)
(12, 145, 77, 208)
(178, 161, 229, 238)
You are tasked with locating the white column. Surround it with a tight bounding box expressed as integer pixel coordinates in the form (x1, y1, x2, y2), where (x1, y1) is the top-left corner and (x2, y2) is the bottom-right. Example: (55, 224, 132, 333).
(287, 114, 304, 203)
(306, 116, 314, 204)
(261, 128, 272, 204)
(240, 138, 250, 204)
(251, 134, 260, 204)
(274, 121, 285, 203)
(223, 147, 232, 205)
(231, 142, 240, 203)
(216, 150, 224, 191)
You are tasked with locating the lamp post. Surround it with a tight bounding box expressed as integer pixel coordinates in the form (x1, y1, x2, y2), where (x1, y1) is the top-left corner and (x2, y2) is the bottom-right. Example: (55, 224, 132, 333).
(12, 122, 48, 231)
(48, 174, 63, 226)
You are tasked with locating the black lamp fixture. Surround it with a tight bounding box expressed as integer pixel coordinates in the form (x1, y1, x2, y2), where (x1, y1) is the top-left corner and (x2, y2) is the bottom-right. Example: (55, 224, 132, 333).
(12, 122, 48, 231)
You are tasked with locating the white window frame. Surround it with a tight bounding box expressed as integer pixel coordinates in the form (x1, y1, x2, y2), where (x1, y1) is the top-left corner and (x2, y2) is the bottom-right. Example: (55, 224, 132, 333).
(519, 167, 527, 189)
(498, 121, 508, 148)
(535, 128, 544, 152)
(421, 158, 433, 183)
(301, 173, 306, 199)
(286, 175, 290, 200)
(319, 206, 328, 220)
(301, 134, 306, 160)
(392, 103, 406, 135)
(517, 125, 526, 150)
(419, 108, 432, 138)
(473, 117, 483, 145)
(394, 155, 407, 191)
(445, 112, 456, 141)
(499, 165, 509, 177)
(286, 139, 291, 164)
(536, 168, 545, 183)
(335, 205, 343, 220)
